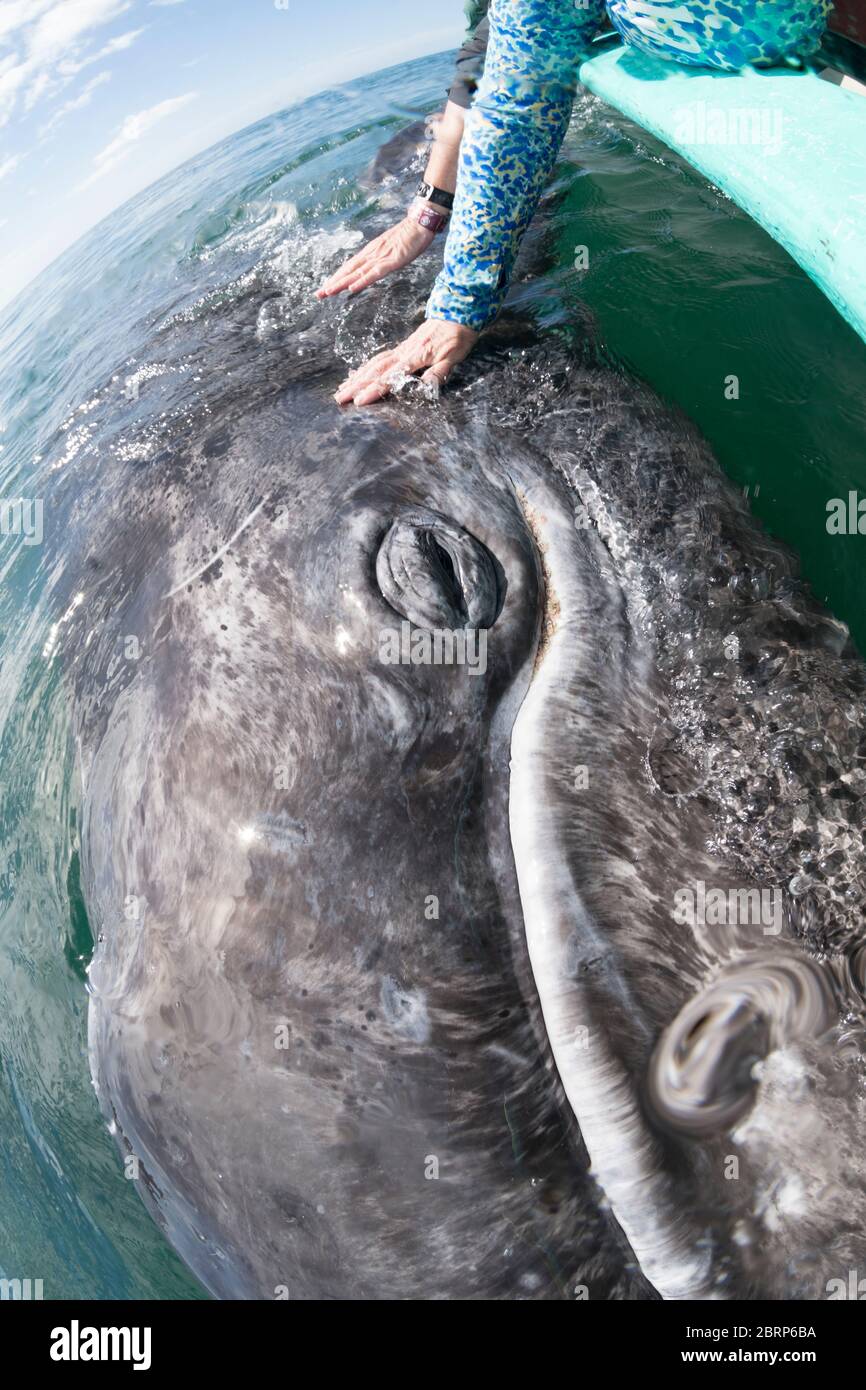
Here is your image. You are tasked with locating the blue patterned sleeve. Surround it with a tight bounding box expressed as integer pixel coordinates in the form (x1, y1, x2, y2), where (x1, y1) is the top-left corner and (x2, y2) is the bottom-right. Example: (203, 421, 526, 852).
(426, 0, 607, 331)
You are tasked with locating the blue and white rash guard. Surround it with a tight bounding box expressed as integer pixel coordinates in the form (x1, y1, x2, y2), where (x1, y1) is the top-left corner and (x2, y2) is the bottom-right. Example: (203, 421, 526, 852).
(427, 0, 833, 331)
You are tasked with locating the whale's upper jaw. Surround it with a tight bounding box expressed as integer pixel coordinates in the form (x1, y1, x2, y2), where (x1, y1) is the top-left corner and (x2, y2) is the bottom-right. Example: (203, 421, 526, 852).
(505, 465, 724, 1298)
(501, 466, 703, 1298)
(502, 375, 866, 1301)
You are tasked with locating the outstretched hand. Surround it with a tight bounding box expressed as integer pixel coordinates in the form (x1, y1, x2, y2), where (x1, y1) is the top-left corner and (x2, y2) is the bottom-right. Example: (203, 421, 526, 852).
(316, 218, 435, 299)
(334, 319, 479, 406)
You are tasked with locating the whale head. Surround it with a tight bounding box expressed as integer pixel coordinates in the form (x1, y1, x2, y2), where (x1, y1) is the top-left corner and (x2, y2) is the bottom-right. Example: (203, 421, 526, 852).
(73, 347, 656, 1300)
(44, 129, 866, 1299)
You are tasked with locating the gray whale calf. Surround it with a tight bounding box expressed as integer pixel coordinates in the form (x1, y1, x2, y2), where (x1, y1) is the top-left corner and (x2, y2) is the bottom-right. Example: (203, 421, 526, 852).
(54, 136, 866, 1302)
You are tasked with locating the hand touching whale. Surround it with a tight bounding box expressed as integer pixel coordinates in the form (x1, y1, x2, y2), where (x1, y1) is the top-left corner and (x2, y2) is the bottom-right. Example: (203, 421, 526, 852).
(334, 318, 478, 404)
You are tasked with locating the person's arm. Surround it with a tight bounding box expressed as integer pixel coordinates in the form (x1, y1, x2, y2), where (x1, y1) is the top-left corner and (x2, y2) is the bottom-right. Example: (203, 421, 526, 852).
(317, 6, 491, 301)
(335, 0, 606, 404)
(421, 99, 466, 199)
(316, 102, 466, 300)
(427, 0, 605, 330)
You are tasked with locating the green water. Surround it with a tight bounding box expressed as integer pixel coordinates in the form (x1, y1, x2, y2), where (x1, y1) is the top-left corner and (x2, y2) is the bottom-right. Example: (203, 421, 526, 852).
(552, 93, 866, 648)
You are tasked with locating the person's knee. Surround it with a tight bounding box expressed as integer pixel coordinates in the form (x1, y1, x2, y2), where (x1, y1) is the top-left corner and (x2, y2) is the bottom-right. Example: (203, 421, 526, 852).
(605, 0, 833, 71)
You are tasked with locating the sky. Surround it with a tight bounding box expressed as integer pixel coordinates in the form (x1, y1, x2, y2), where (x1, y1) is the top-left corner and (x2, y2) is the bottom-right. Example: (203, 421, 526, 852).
(0, 0, 468, 309)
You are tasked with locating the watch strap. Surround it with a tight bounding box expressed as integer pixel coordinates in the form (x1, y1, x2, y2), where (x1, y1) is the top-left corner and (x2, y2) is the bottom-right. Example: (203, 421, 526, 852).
(408, 200, 449, 234)
(416, 181, 455, 211)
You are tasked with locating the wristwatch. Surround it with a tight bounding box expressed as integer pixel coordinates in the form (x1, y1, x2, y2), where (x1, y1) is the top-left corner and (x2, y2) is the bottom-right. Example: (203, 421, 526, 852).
(416, 181, 454, 211)
(408, 198, 449, 234)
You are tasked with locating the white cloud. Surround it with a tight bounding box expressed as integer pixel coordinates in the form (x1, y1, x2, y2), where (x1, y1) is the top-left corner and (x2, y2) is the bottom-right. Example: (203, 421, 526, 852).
(26, 0, 131, 63)
(0, 0, 134, 124)
(0, 60, 29, 125)
(58, 26, 145, 77)
(76, 90, 196, 189)
(0, 152, 21, 180)
(40, 68, 110, 135)
(23, 65, 50, 108)
(96, 26, 142, 54)
(0, 2, 55, 46)
(149, 1, 187, 6)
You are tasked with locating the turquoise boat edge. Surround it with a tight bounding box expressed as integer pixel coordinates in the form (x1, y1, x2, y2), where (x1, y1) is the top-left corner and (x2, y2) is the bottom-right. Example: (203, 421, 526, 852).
(578, 44, 866, 346)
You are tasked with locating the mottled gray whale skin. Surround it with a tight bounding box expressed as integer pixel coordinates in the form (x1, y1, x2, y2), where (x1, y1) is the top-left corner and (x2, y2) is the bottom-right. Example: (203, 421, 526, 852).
(71, 352, 657, 1302)
(55, 130, 866, 1302)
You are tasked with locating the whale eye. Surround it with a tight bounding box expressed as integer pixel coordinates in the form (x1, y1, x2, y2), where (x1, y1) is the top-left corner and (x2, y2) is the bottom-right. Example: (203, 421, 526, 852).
(376, 510, 502, 630)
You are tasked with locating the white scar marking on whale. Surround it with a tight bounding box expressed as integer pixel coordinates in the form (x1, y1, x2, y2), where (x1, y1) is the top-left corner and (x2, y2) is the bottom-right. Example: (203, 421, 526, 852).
(380, 976, 431, 1044)
(163, 498, 268, 599)
(484, 1043, 529, 1069)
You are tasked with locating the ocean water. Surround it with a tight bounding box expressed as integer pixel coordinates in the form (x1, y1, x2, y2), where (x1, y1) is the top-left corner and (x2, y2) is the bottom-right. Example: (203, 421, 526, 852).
(0, 49, 864, 1300)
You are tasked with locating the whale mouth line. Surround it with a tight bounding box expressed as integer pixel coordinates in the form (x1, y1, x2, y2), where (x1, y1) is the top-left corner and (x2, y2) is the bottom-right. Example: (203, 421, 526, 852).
(506, 481, 719, 1301)
(513, 486, 561, 675)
